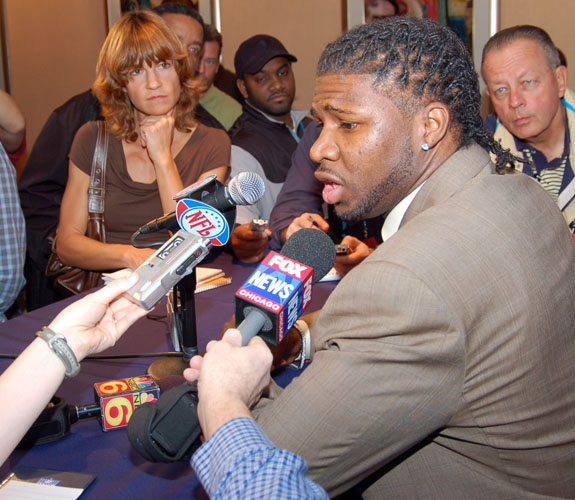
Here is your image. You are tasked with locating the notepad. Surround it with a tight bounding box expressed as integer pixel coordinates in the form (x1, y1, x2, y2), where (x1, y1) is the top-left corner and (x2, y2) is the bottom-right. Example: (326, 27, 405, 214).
(195, 267, 225, 286)
(0, 466, 96, 499)
(195, 275, 232, 293)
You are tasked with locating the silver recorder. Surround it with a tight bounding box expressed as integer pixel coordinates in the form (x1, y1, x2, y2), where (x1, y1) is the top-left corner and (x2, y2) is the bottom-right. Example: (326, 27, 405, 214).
(124, 229, 211, 309)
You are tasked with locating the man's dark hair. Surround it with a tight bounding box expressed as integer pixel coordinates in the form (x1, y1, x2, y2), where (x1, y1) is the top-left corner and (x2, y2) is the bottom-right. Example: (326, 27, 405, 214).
(481, 25, 561, 74)
(318, 16, 516, 172)
(153, 2, 205, 40)
(204, 24, 222, 51)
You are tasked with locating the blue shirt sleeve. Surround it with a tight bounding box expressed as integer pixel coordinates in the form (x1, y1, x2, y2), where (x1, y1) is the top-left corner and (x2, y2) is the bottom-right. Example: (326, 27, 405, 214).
(191, 417, 328, 499)
(0, 142, 25, 321)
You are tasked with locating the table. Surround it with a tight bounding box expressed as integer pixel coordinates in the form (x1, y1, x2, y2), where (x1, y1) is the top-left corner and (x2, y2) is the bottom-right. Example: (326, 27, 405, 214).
(0, 250, 336, 499)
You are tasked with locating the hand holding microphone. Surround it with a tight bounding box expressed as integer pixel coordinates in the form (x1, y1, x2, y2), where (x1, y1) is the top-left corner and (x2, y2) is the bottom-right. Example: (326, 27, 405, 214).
(334, 235, 374, 277)
(230, 220, 272, 264)
(183, 231, 335, 441)
(183, 329, 272, 440)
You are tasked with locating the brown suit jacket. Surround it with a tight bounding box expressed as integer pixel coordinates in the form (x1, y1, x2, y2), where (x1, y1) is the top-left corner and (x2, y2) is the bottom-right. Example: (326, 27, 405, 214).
(255, 144, 575, 498)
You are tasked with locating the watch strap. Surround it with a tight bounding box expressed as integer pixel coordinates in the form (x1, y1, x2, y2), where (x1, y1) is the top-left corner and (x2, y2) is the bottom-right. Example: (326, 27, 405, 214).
(36, 327, 81, 378)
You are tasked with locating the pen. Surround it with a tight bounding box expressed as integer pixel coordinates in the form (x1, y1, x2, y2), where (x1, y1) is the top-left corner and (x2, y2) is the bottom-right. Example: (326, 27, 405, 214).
(308, 215, 319, 228)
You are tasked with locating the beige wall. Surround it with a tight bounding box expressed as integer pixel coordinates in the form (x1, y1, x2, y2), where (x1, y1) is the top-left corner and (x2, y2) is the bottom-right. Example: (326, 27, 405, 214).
(4, 0, 107, 159)
(9, 0, 573, 164)
(499, 0, 575, 89)
(218, 0, 344, 111)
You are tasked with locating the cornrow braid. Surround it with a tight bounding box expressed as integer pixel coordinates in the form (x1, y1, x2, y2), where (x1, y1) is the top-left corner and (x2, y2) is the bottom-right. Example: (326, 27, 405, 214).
(318, 17, 521, 173)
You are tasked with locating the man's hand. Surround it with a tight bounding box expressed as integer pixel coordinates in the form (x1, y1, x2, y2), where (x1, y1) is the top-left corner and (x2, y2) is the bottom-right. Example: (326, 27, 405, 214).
(183, 329, 273, 439)
(48, 273, 148, 361)
(231, 223, 271, 263)
(219, 315, 302, 372)
(333, 235, 374, 276)
(282, 212, 329, 243)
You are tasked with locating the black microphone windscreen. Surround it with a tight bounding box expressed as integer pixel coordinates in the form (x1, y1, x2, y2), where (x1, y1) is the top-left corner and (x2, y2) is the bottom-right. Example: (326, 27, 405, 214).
(280, 228, 336, 283)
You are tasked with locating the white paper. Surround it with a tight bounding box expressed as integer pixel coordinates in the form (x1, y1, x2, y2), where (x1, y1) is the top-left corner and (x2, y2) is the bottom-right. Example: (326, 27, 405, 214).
(0, 481, 84, 499)
(319, 267, 342, 282)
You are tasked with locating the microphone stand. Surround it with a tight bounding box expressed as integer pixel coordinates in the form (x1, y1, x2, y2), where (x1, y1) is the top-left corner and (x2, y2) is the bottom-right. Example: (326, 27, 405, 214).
(148, 270, 198, 379)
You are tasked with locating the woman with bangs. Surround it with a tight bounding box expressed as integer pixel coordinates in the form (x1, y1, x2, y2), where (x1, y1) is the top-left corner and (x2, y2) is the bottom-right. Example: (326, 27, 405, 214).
(56, 10, 230, 275)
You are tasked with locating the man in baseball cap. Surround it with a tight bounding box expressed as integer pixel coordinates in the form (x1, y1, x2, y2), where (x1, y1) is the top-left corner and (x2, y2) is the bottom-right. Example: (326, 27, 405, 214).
(234, 34, 297, 79)
(228, 35, 310, 263)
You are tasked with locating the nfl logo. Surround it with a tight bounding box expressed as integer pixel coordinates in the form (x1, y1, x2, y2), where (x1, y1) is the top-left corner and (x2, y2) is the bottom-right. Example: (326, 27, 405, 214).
(176, 199, 230, 246)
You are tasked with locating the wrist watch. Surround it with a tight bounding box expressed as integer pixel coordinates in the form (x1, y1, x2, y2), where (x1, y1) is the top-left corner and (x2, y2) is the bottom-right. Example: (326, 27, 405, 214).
(291, 320, 311, 369)
(36, 327, 81, 378)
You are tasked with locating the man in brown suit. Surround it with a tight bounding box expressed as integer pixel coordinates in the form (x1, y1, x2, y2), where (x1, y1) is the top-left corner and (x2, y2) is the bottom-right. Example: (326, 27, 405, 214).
(186, 17, 575, 498)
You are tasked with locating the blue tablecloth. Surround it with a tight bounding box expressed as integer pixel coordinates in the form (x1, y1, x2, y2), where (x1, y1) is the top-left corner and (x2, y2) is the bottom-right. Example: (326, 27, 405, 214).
(0, 251, 335, 499)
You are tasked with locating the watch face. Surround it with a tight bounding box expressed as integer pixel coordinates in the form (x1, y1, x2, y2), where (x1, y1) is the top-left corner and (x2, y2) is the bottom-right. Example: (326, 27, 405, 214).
(173, 174, 217, 200)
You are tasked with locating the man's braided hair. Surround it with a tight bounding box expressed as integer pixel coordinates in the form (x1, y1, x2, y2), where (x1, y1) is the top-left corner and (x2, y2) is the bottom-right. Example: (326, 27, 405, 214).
(317, 16, 517, 173)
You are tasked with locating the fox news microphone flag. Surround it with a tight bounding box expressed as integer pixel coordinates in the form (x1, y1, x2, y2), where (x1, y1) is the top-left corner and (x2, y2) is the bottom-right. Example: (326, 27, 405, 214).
(235, 228, 336, 346)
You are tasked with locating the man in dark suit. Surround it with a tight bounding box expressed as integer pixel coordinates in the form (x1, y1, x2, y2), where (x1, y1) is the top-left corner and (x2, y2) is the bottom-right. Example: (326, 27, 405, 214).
(186, 17, 575, 498)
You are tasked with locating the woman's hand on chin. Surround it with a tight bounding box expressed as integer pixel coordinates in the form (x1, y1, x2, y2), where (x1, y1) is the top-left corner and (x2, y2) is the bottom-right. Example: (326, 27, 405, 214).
(139, 108, 174, 148)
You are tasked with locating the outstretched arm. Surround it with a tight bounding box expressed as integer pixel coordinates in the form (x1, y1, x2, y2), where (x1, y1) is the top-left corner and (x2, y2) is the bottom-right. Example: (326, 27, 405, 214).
(0, 273, 147, 464)
(269, 122, 324, 249)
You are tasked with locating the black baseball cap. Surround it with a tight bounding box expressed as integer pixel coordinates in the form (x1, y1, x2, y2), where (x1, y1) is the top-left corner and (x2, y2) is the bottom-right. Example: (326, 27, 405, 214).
(234, 34, 297, 79)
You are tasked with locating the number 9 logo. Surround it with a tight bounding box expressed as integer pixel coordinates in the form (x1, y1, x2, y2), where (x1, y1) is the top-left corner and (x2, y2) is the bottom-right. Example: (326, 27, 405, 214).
(104, 396, 133, 428)
(99, 380, 129, 394)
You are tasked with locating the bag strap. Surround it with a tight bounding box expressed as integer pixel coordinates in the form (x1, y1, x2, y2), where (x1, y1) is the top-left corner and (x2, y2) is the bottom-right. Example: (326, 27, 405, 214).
(88, 121, 109, 214)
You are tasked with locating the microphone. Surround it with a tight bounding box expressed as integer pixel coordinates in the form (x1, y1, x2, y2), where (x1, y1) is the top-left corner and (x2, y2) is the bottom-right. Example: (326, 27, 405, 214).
(18, 375, 173, 446)
(200, 171, 266, 212)
(235, 228, 336, 346)
(93, 375, 161, 431)
(137, 172, 266, 235)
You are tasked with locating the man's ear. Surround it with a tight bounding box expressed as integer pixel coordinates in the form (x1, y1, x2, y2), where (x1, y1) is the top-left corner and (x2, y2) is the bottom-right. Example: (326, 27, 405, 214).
(236, 79, 248, 100)
(555, 64, 568, 99)
(421, 102, 450, 149)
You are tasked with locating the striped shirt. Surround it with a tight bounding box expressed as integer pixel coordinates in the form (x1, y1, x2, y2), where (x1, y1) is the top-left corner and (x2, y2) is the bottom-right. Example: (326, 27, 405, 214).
(0, 141, 25, 321)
